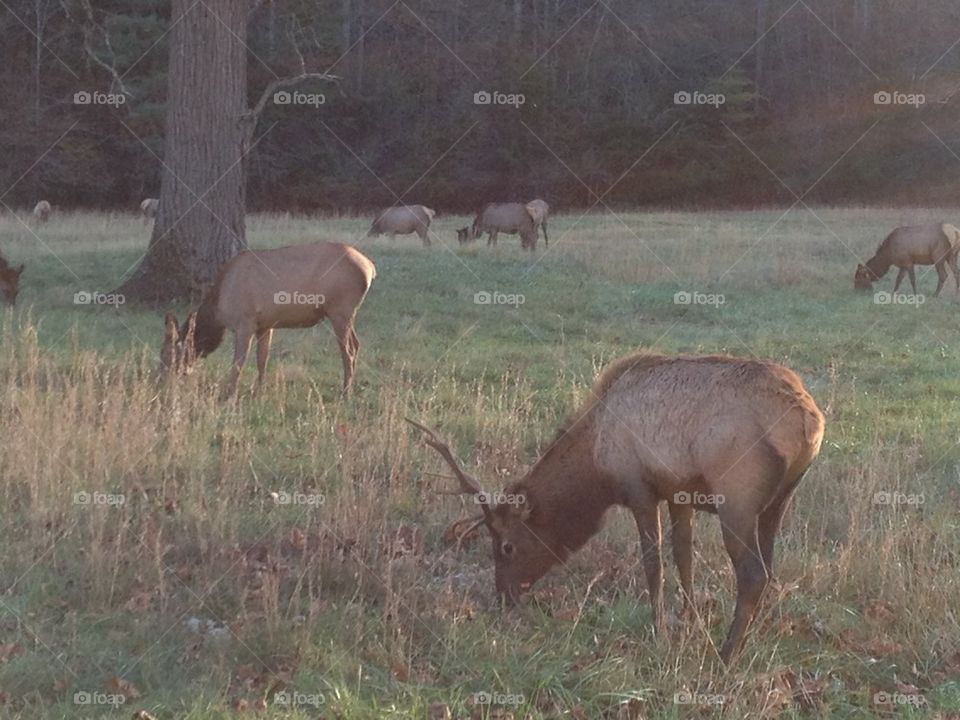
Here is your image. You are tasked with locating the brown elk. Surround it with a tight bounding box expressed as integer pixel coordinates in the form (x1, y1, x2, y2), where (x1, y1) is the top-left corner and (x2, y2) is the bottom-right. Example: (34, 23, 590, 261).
(854, 223, 960, 296)
(457, 203, 540, 250)
(0, 252, 24, 306)
(161, 242, 376, 396)
(368, 205, 435, 246)
(408, 352, 824, 664)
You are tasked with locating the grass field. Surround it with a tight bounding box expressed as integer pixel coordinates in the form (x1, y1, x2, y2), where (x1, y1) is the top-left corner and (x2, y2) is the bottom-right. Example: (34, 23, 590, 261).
(1, 208, 959, 719)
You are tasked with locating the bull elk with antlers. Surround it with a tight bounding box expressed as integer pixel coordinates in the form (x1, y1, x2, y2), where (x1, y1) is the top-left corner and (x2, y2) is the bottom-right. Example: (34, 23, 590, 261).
(408, 352, 824, 664)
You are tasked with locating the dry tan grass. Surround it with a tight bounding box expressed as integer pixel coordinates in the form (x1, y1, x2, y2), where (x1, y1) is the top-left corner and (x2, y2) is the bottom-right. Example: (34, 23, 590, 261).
(1, 209, 959, 717)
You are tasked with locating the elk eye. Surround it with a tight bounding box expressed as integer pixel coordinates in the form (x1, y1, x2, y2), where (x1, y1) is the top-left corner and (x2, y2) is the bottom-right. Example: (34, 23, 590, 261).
(501, 541, 514, 557)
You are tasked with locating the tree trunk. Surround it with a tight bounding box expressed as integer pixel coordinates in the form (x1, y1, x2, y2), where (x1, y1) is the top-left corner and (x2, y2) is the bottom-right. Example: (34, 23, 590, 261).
(117, 0, 247, 303)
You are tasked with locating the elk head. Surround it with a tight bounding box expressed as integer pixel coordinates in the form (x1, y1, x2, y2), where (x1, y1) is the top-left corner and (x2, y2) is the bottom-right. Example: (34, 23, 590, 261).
(406, 419, 565, 604)
(854, 263, 876, 290)
(456, 227, 475, 244)
(160, 311, 197, 375)
(0, 263, 24, 306)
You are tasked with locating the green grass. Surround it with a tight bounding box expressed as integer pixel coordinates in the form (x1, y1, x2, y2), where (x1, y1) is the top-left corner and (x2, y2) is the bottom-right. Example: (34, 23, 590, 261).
(0, 208, 959, 718)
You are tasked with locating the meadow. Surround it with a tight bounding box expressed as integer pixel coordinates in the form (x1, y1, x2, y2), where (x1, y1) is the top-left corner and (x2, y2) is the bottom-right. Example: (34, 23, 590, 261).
(0, 207, 959, 719)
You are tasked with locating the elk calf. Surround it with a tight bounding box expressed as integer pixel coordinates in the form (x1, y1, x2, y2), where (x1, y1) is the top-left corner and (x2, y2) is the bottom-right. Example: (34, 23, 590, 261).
(409, 352, 824, 664)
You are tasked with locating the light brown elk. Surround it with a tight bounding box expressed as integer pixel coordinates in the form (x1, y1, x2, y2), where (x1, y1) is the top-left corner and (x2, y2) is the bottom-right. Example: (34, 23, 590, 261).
(408, 352, 824, 664)
(457, 203, 540, 250)
(368, 205, 435, 246)
(32, 200, 52, 223)
(0, 252, 24, 305)
(855, 223, 960, 296)
(161, 241, 376, 396)
(140, 198, 159, 224)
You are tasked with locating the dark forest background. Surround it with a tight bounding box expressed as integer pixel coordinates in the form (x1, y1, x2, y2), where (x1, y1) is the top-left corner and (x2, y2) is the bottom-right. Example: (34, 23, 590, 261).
(2, 0, 959, 213)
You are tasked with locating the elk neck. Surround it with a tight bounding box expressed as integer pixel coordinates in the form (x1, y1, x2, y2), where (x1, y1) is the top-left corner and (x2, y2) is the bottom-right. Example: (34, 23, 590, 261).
(522, 416, 619, 555)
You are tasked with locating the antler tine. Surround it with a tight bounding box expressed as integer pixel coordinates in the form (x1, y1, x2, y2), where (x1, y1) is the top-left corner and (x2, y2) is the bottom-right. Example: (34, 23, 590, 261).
(405, 418, 492, 518)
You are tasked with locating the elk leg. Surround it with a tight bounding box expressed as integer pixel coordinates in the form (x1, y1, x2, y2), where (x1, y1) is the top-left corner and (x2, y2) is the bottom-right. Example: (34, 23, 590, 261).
(758, 468, 805, 576)
(893, 268, 906, 293)
(349, 327, 360, 358)
(255, 328, 273, 386)
(224, 328, 254, 398)
(418, 226, 431, 247)
(632, 503, 664, 634)
(667, 501, 695, 614)
(717, 505, 766, 664)
(488, 230, 498, 246)
(907, 266, 918, 295)
(331, 314, 357, 394)
(542, 220, 549, 247)
(935, 263, 947, 297)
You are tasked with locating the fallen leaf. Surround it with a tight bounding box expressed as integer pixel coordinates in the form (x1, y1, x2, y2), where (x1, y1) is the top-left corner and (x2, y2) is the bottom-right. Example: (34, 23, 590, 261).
(0, 644, 24, 664)
(104, 676, 140, 699)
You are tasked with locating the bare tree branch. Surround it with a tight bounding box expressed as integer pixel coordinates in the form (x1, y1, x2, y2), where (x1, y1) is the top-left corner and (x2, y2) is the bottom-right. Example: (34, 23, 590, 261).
(72, 0, 133, 98)
(241, 72, 339, 147)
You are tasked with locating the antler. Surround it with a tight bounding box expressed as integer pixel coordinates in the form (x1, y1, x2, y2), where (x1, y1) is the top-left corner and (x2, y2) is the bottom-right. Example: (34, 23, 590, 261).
(405, 418, 492, 521)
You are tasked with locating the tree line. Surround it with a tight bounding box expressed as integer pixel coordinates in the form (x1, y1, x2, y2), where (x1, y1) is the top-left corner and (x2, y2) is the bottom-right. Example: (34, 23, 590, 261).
(2, 0, 959, 215)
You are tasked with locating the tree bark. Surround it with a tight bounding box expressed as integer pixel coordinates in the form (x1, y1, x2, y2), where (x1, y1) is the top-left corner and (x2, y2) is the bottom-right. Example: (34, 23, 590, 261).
(117, 0, 247, 303)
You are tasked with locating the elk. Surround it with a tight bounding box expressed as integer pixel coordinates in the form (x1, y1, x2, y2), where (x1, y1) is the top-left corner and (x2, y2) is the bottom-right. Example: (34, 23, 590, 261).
(367, 205, 435, 246)
(854, 223, 960, 296)
(32, 200, 52, 223)
(0, 252, 24, 305)
(161, 242, 376, 397)
(408, 352, 824, 664)
(457, 203, 540, 250)
(525, 198, 549, 247)
(140, 198, 159, 224)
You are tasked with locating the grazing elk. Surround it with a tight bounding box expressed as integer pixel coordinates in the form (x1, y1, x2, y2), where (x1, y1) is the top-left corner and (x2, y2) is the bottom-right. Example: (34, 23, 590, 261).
(32, 201, 52, 223)
(457, 203, 540, 250)
(854, 223, 960, 296)
(408, 352, 824, 664)
(368, 205, 435, 246)
(526, 198, 549, 247)
(161, 242, 376, 397)
(0, 252, 24, 305)
(140, 198, 159, 224)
